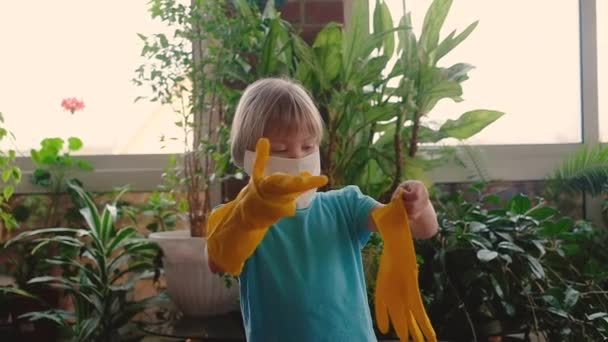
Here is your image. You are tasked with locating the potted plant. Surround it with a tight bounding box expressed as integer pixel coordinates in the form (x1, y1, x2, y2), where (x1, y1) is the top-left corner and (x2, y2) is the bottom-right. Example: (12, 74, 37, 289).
(6, 181, 163, 341)
(135, 0, 301, 316)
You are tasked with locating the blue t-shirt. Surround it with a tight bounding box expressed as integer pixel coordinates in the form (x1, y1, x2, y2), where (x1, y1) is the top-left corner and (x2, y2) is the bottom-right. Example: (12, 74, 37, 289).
(239, 185, 379, 342)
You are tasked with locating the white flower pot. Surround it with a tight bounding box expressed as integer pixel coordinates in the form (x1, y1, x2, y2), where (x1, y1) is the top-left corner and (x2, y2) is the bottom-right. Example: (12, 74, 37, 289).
(149, 230, 239, 316)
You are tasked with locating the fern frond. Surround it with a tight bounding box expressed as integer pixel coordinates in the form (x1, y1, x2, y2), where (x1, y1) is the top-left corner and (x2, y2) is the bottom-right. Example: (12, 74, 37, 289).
(549, 144, 608, 196)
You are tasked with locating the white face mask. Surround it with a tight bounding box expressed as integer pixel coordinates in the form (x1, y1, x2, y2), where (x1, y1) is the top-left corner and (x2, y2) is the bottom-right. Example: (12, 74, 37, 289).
(243, 149, 321, 209)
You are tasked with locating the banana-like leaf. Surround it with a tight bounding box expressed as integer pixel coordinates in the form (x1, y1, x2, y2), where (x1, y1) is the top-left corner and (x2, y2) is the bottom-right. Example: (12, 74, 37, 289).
(419, 0, 453, 55)
(373, 0, 395, 58)
(396, 13, 418, 80)
(434, 21, 478, 64)
(313, 23, 342, 84)
(439, 110, 504, 140)
(342, 0, 370, 79)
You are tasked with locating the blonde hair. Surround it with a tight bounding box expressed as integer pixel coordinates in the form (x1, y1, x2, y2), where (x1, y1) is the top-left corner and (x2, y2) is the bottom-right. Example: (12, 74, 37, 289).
(230, 77, 324, 167)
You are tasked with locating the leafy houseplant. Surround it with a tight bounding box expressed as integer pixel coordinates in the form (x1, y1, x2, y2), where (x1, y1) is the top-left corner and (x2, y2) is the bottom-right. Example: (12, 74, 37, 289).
(6, 181, 162, 341)
(418, 183, 608, 341)
(135, 0, 303, 316)
(294, 0, 503, 199)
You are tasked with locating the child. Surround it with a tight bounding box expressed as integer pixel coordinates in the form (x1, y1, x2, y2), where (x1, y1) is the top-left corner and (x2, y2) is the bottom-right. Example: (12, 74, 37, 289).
(206, 77, 438, 342)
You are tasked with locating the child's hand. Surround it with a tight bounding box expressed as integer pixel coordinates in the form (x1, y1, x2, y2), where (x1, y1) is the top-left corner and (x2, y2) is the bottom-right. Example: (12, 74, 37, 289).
(392, 180, 429, 220)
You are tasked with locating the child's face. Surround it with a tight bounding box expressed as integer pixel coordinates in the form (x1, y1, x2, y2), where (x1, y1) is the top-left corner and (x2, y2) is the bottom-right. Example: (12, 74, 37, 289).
(264, 128, 318, 159)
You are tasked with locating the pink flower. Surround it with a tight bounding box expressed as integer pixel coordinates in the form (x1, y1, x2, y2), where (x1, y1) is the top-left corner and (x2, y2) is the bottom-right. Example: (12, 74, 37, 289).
(61, 97, 85, 114)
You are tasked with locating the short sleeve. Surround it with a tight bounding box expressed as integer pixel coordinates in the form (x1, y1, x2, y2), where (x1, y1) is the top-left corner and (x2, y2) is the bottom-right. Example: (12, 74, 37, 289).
(340, 185, 380, 248)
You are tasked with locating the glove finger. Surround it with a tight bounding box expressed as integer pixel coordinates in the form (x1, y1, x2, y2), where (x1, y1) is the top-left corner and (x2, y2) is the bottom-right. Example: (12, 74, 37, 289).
(374, 270, 390, 334)
(384, 257, 409, 342)
(292, 175, 327, 192)
(407, 271, 436, 341)
(387, 295, 409, 342)
(252, 138, 270, 182)
(408, 311, 424, 342)
(262, 174, 327, 196)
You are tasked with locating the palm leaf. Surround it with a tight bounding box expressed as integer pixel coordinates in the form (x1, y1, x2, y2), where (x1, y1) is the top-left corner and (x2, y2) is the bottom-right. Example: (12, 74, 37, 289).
(549, 144, 608, 196)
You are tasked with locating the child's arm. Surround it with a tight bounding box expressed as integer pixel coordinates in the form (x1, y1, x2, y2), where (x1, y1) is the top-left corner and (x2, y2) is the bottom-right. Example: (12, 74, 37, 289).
(367, 181, 438, 239)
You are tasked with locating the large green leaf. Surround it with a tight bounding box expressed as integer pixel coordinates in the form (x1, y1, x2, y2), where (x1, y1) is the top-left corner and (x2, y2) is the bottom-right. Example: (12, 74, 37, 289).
(434, 21, 478, 64)
(356, 55, 390, 86)
(418, 66, 463, 114)
(342, 0, 370, 79)
(313, 23, 342, 83)
(395, 13, 418, 81)
(439, 110, 504, 140)
(259, 18, 292, 75)
(508, 193, 531, 214)
(419, 0, 453, 57)
(373, 0, 395, 58)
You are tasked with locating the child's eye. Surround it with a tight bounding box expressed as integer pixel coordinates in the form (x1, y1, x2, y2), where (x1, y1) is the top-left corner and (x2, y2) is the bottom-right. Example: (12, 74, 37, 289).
(303, 145, 313, 150)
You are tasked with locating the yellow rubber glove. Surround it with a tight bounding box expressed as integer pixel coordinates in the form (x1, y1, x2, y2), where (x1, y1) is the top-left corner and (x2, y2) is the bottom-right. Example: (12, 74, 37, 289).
(206, 138, 328, 275)
(372, 191, 437, 342)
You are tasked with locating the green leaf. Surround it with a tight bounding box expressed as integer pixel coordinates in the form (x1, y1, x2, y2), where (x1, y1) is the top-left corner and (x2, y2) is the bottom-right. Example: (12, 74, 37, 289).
(419, 0, 453, 56)
(525, 255, 545, 279)
(107, 227, 138, 255)
(587, 312, 608, 320)
(564, 287, 580, 309)
(396, 13, 418, 79)
(497, 241, 525, 253)
(532, 240, 546, 258)
(373, 0, 395, 57)
(539, 217, 574, 236)
(549, 144, 608, 196)
(68, 137, 83, 151)
(434, 21, 478, 64)
(20, 310, 73, 327)
(526, 206, 558, 221)
(342, 0, 370, 79)
(508, 193, 531, 214)
(477, 249, 498, 262)
(3, 185, 14, 200)
(439, 110, 505, 140)
(313, 23, 342, 83)
(2, 168, 11, 182)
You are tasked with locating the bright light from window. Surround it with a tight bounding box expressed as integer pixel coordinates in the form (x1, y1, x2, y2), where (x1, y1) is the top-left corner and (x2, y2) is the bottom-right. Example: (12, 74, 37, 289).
(377, 0, 581, 145)
(598, 1, 608, 142)
(0, 1, 184, 155)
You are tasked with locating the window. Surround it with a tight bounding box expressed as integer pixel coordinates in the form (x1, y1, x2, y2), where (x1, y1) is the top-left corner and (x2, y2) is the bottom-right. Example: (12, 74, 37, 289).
(380, 0, 582, 145)
(0, 1, 182, 155)
(598, 0, 608, 142)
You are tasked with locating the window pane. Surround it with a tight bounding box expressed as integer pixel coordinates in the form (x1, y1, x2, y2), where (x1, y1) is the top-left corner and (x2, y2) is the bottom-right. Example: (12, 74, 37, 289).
(598, 1, 608, 142)
(0, 1, 183, 155)
(381, 0, 581, 144)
